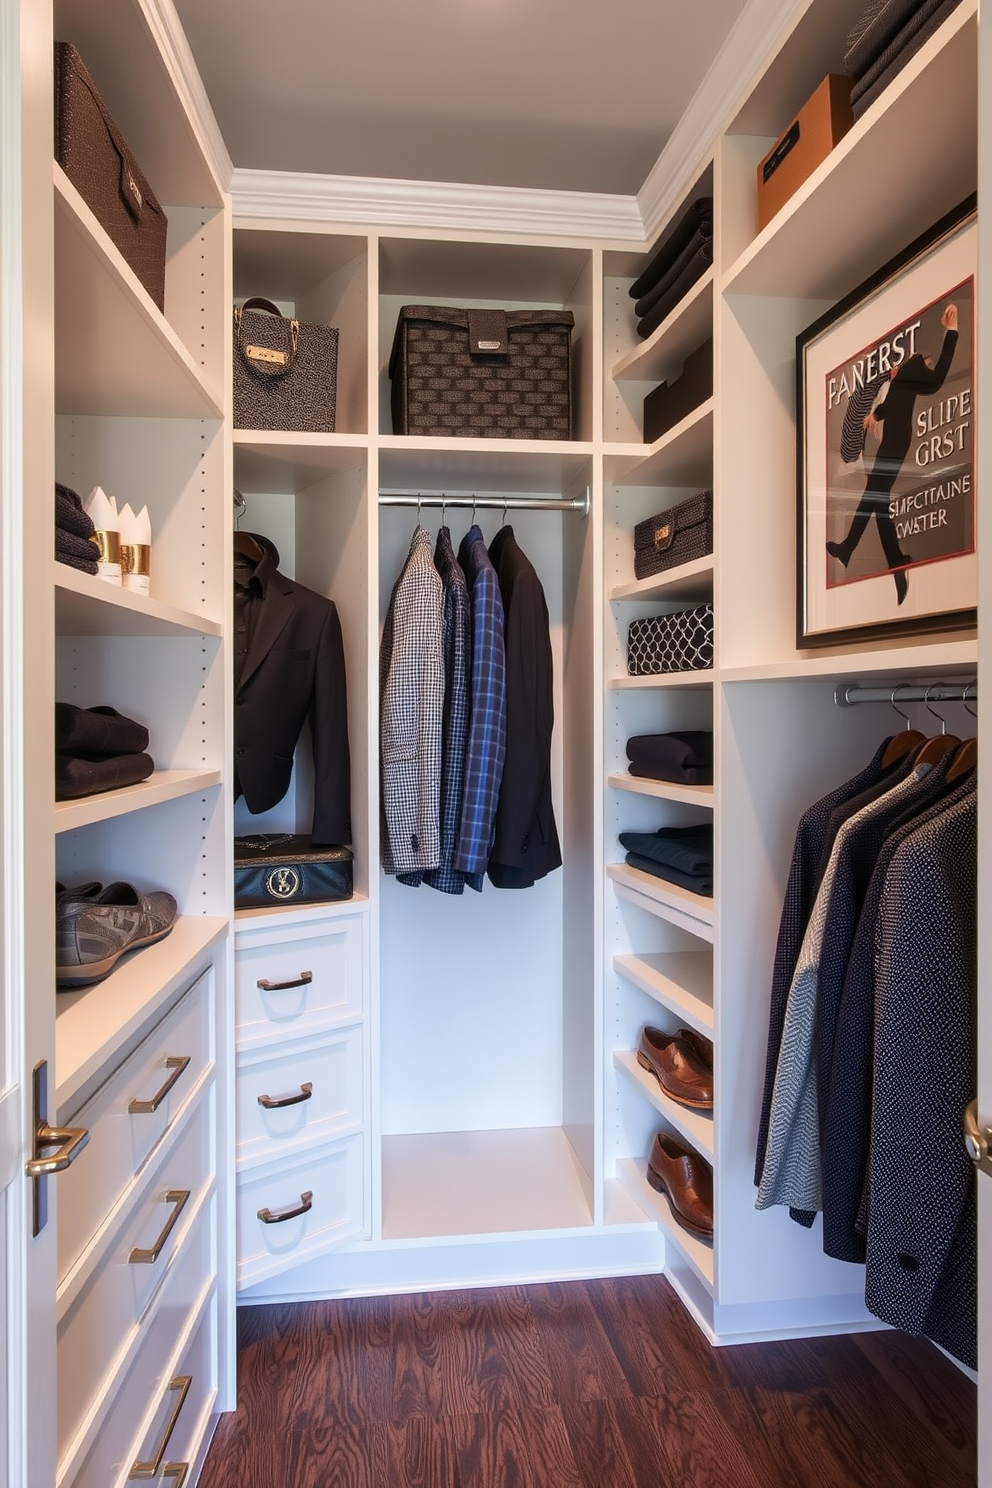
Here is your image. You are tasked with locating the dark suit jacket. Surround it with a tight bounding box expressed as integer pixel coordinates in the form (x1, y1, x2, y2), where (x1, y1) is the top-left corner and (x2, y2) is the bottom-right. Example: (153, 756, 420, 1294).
(486, 526, 561, 889)
(235, 555, 351, 845)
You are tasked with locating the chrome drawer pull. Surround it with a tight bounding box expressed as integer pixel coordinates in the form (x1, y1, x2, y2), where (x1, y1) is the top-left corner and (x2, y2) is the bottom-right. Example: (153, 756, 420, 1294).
(24, 1121, 89, 1177)
(128, 1056, 192, 1114)
(258, 1081, 313, 1110)
(258, 1189, 313, 1225)
(129, 1375, 191, 1478)
(129, 1189, 190, 1264)
(257, 970, 313, 991)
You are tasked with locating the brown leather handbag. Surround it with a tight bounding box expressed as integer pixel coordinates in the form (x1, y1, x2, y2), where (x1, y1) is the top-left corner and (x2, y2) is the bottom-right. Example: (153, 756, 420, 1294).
(233, 298, 339, 432)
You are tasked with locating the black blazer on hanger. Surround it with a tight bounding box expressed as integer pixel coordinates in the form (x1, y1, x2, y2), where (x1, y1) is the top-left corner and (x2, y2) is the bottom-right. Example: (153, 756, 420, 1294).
(486, 525, 561, 889)
(235, 549, 351, 845)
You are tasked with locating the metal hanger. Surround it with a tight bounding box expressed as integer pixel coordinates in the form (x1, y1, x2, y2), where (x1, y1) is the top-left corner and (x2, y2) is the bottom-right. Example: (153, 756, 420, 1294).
(880, 684, 925, 767)
(914, 683, 960, 767)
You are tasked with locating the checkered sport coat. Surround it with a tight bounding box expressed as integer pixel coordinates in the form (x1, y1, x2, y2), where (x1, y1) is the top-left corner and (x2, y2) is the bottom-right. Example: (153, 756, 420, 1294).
(453, 525, 506, 887)
(380, 525, 445, 876)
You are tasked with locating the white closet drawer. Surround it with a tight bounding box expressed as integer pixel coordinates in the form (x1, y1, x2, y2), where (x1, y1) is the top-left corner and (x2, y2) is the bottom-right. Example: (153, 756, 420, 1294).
(57, 1094, 212, 1462)
(235, 914, 364, 1048)
(124, 1300, 216, 1488)
(237, 1133, 364, 1288)
(58, 973, 212, 1285)
(59, 1199, 214, 1488)
(236, 1025, 363, 1169)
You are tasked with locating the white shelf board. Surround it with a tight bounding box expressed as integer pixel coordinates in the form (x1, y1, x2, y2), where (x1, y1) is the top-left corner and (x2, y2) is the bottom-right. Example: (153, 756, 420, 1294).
(721, 637, 977, 685)
(55, 769, 222, 833)
(378, 438, 593, 495)
(233, 431, 369, 494)
(603, 1177, 660, 1230)
(616, 1158, 714, 1289)
(612, 269, 714, 383)
(608, 671, 714, 691)
(380, 1127, 594, 1240)
(604, 401, 713, 486)
(723, 1, 977, 300)
(610, 557, 713, 603)
(54, 167, 223, 419)
(614, 952, 714, 1036)
(608, 862, 714, 941)
(56, 916, 228, 1115)
(608, 774, 714, 808)
(55, 565, 222, 638)
(614, 1049, 714, 1158)
(234, 893, 369, 930)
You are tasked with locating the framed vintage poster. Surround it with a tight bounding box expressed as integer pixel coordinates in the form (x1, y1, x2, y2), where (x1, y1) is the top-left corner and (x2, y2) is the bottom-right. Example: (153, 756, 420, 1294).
(797, 196, 976, 648)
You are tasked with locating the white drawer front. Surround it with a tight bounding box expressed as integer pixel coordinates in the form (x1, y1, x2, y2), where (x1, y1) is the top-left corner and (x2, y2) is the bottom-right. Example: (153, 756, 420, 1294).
(60, 1198, 215, 1488)
(235, 914, 364, 1047)
(58, 972, 213, 1286)
(236, 1026, 363, 1169)
(136, 1298, 217, 1488)
(237, 1133, 364, 1289)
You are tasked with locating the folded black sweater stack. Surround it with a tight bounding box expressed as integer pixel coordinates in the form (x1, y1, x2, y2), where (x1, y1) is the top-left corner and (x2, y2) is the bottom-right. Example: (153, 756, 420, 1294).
(55, 483, 100, 575)
(55, 703, 154, 800)
(619, 823, 713, 897)
(845, 0, 963, 119)
(629, 197, 713, 341)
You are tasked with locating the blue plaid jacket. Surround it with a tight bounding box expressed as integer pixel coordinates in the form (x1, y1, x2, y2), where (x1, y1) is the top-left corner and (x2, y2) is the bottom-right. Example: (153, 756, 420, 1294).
(453, 526, 506, 887)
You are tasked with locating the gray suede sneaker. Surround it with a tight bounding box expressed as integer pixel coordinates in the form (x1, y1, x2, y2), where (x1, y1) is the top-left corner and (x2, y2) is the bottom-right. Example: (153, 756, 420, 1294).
(56, 881, 178, 987)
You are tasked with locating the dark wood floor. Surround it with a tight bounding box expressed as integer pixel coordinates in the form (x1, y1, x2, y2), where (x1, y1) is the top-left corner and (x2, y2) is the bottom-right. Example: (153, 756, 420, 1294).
(199, 1274, 976, 1488)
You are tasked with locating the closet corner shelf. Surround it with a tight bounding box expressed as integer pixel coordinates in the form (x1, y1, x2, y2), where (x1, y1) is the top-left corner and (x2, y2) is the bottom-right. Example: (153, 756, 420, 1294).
(55, 915, 228, 1115)
(614, 1048, 715, 1158)
(608, 773, 714, 808)
(604, 401, 713, 487)
(608, 671, 714, 692)
(615, 1158, 715, 1289)
(234, 892, 369, 928)
(721, 0, 976, 300)
(603, 1176, 663, 1231)
(721, 635, 977, 685)
(609, 556, 714, 603)
(233, 431, 369, 493)
(614, 951, 715, 1035)
(611, 268, 714, 384)
(54, 165, 224, 419)
(55, 565, 223, 639)
(608, 862, 714, 941)
(55, 768, 223, 833)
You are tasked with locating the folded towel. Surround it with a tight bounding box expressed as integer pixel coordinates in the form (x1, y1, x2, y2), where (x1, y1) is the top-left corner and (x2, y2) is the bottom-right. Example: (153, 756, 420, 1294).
(619, 824, 713, 877)
(626, 732, 713, 785)
(55, 703, 150, 756)
(56, 751, 154, 800)
(634, 228, 712, 320)
(851, 0, 961, 115)
(629, 198, 713, 301)
(636, 242, 713, 341)
(624, 851, 713, 897)
(55, 482, 97, 540)
(845, 0, 932, 78)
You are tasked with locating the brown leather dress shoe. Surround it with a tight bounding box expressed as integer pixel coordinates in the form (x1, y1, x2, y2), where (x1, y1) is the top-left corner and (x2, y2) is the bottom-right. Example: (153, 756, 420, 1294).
(646, 1132, 713, 1239)
(637, 1025, 713, 1109)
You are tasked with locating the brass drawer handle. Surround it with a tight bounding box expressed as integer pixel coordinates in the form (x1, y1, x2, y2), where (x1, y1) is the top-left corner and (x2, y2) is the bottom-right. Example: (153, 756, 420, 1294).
(163, 1467, 189, 1488)
(258, 1081, 313, 1110)
(129, 1375, 191, 1478)
(258, 1189, 313, 1225)
(257, 970, 313, 991)
(24, 1122, 89, 1177)
(129, 1189, 190, 1264)
(129, 1056, 192, 1114)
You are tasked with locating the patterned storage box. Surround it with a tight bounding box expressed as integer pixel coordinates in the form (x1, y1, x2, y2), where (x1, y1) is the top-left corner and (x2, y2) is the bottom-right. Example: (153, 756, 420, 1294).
(633, 491, 713, 581)
(627, 606, 714, 675)
(389, 305, 574, 438)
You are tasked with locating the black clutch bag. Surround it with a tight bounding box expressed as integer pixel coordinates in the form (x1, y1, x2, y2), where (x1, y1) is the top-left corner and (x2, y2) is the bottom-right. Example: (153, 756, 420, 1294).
(234, 834, 353, 909)
(627, 606, 714, 675)
(633, 491, 713, 580)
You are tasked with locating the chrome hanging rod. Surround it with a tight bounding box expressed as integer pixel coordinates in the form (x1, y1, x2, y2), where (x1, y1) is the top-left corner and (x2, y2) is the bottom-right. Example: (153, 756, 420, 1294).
(834, 680, 977, 707)
(378, 488, 590, 518)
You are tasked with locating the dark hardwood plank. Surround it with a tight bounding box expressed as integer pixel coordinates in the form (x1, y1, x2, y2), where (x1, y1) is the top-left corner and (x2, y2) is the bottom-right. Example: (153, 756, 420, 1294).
(852, 1327, 977, 1457)
(285, 1414, 388, 1488)
(606, 1389, 766, 1488)
(383, 1414, 463, 1488)
(559, 1398, 642, 1488)
(450, 1405, 585, 1488)
(524, 1281, 632, 1405)
(588, 1274, 726, 1396)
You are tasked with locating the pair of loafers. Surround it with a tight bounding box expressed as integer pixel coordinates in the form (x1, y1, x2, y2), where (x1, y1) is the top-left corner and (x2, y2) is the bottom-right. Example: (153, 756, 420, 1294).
(637, 1024, 713, 1109)
(647, 1131, 714, 1239)
(56, 879, 178, 987)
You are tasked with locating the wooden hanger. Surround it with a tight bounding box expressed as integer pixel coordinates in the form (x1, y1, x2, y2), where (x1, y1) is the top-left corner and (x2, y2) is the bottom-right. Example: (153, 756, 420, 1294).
(880, 729, 925, 768)
(233, 530, 264, 561)
(912, 732, 960, 767)
(945, 737, 977, 785)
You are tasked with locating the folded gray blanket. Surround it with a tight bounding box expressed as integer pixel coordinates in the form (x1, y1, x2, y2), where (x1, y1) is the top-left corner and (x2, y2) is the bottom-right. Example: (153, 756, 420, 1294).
(629, 198, 713, 301)
(846, 0, 934, 78)
(624, 851, 713, 897)
(619, 824, 713, 876)
(634, 227, 713, 320)
(852, 0, 962, 115)
(636, 242, 713, 341)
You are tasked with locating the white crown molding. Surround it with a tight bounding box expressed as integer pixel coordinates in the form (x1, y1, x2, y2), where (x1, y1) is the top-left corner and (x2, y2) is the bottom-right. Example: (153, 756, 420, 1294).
(145, 0, 234, 192)
(637, 0, 804, 243)
(230, 168, 645, 242)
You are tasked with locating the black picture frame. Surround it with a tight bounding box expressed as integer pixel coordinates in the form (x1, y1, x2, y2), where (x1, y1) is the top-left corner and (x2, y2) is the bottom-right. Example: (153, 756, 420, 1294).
(796, 195, 977, 649)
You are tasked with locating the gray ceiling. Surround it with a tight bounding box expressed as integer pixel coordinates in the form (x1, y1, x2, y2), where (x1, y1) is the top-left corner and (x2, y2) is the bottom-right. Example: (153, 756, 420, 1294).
(173, 0, 747, 195)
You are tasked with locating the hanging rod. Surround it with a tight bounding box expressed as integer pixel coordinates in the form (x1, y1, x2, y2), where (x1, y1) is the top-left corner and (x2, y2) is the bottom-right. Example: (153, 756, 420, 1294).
(834, 680, 977, 707)
(378, 487, 590, 518)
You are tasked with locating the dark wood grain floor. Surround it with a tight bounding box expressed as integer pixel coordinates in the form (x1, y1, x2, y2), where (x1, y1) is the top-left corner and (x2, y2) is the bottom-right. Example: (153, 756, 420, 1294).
(199, 1274, 976, 1488)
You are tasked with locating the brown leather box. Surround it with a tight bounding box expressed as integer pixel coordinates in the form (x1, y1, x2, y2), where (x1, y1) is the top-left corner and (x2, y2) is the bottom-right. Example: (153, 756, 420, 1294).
(54, 41, 168, 310)
(756, 74, 854, 233)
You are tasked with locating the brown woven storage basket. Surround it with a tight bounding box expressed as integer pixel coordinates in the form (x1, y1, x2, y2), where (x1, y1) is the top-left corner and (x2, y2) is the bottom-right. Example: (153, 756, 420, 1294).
(634, 491, 713, 581)
(389, 305, 574, 439)
(54, 41, 168, 311)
